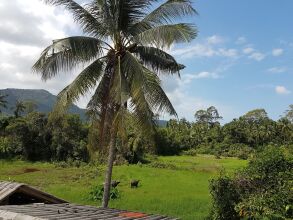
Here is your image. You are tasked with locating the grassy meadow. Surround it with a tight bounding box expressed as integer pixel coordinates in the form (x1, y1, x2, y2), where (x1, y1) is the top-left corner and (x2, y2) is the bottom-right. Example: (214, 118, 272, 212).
(0, 155, 247, 219)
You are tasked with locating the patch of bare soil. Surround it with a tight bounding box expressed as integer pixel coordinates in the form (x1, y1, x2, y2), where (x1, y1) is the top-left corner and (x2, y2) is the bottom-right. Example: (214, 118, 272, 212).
(22, 168, 41, 173)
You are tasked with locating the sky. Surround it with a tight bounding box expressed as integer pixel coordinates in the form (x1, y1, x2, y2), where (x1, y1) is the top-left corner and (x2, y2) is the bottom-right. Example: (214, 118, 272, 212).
(0, 0, 292, 123)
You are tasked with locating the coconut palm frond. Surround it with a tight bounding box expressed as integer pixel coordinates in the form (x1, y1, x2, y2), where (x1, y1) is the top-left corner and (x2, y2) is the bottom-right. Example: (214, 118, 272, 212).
(134, 23, 197, 49)
(143, 0, 197, 25)
(129, 0, 197, 36)
(143, 68, 177, 116)
(115, 0, 152, 32)
(33, 36, 104, 80)
(121, 51, 155, 133)
(54, 59, 104, 115)
(44, 0, 107, 37)
(133, 46, 185, 74)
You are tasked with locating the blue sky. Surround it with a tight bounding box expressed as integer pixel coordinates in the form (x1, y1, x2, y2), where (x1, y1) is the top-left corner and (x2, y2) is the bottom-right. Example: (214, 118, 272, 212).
(161, 0, 293, 122)
(0, 0, 292, 123)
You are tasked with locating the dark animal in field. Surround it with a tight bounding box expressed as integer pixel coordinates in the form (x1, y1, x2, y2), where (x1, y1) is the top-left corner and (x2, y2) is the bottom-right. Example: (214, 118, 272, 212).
(111, 180, 120, 188)
(130, 180, 140, 188)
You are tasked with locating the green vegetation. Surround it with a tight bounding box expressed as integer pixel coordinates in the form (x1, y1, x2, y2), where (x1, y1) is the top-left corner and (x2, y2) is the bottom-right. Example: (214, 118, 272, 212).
(0, 155, 247, 219)
(0, 100, 291, 219)
(33, 0, 197, 207)
(0, 112, 89, 162)
(155, 106, 293, 159)
(0, 0, 291, 218)
(209, 147, 293, 219)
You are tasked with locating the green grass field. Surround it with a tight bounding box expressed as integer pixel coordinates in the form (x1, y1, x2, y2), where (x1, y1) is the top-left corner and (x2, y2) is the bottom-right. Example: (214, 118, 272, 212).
(0, 155, 247, 219)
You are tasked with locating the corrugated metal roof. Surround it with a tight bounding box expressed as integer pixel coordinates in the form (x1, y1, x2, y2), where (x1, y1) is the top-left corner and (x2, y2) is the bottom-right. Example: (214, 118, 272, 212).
(0, 182, 24, 202)
(0, 203, 178, 220)
(0, 181, 67, 205)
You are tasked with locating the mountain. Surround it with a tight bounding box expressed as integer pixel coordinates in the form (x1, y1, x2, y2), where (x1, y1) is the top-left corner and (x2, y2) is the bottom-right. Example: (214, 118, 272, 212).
(0, 88, 86, 119)
(156, 119, 168, 127)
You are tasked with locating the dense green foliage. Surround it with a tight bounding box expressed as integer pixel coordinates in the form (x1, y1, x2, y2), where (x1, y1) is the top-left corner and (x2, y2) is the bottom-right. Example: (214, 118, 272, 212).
(155, 106, 293, 159)
(209, 147, 293, 219)
(0, 105, 293, 162)
(0, 110, 154, 164)
(0, 112, 89, 162)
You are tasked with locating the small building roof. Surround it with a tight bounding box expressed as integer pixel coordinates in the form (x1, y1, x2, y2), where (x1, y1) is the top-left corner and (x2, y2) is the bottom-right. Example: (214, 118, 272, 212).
(0, 181, 178, 219)
(0, 203, 177, 220)
(0, 181, 67, 205)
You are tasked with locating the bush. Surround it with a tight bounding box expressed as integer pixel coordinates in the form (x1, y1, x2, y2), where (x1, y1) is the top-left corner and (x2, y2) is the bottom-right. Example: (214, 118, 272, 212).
(89, 185, 120, 201)
(0, 137, 22, 159)
(209, 175, 240, 220)
(181, 148, 197, 156)
(218, 143, 253, 159)
(214, 153, 221, 159)
(209, 147, 293, 219)
(195, 144, 217, 155)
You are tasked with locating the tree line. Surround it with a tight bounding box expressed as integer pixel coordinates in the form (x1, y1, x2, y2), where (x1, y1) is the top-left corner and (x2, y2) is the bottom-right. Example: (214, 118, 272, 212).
(1, 100, 292, 162)
(156, 106, 293, 159)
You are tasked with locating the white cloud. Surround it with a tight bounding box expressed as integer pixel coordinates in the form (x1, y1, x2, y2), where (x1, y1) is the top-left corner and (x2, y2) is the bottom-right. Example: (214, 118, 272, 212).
(243, 47, 255, 54)
(218, 48, 238, 57)
(171, 44, 217, 58)
(182, 72, 220, 84)
(170, 35, 239, 59)
(275, 86, 291, 95)
(236, 37, 246, 45)
(267, 67, 287, 73)
(272, 48, 284, 56)
(248, 52, 266, 61)
(0, 0, 82, 98)
(207, 35, 224, 44)
(171, 44, 238, 59)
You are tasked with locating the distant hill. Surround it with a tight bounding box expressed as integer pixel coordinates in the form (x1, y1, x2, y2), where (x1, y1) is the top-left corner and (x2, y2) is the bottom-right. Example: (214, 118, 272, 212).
(0, 89, 170, 125)
(0, 88, 86, 119)
(156, 119, 168, 127)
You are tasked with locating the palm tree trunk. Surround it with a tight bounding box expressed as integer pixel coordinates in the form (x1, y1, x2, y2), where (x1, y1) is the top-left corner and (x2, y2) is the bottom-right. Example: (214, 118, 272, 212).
(102, 131, 116, 208)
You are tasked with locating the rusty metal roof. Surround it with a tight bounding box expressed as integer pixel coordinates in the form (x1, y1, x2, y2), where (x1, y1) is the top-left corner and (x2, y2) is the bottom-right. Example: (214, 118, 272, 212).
(0, 203, 178, 220)
(0, 181, 67, 205)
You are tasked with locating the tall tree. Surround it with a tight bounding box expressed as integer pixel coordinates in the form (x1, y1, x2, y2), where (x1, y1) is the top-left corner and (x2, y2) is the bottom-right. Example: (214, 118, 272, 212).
(194, 106, 222, 126)
(33, 0, 197, 207)
(0, 95, 7, 113)
(283, 104, 293, 123)
(242, 109, 268, 123)
(23, 101, 38, 114)
(14, 100, 26, 118)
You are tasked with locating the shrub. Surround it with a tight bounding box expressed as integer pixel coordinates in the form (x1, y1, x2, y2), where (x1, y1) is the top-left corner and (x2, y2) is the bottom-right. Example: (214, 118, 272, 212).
(0, 137, 22, 159)
(209, 147, 292, 219)
(209, 175, 240, 220)
(214, 153, 221, 159)
(218, 143, 253, 159)
(195, 144, 217, 155)
(89, 185, 120, 201)
(181, 148, 197, 156)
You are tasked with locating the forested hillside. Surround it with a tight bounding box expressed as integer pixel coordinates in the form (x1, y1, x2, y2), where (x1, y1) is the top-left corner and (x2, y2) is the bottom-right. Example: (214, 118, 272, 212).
(0, 89, 86, 119)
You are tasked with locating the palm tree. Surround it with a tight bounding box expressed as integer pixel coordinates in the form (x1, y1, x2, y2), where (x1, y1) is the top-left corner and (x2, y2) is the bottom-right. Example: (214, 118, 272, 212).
(33, 0, 197, 207)
(14, 100, 26, 118)
(0, 95, 7, 113)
